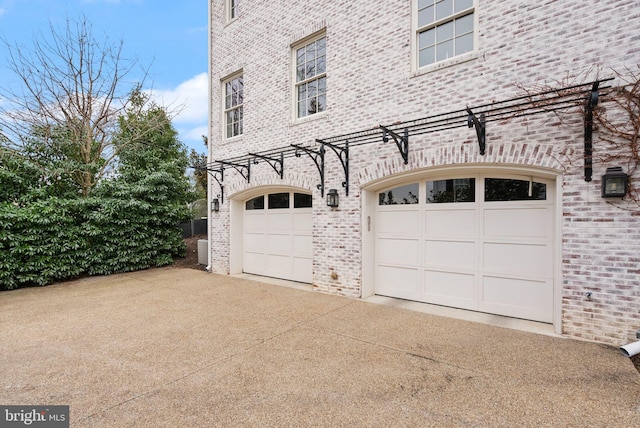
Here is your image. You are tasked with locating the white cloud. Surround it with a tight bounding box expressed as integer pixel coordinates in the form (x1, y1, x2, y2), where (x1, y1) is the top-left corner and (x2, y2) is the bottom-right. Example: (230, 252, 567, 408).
(150, 73, 208, 124)
(149, 72, 208, 151)
(180, 125, 209, 142)
(0, 0, 10, 17)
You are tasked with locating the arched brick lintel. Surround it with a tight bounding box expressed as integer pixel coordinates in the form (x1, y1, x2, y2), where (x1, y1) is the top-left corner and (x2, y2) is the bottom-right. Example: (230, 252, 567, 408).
(358, 142, 568, 186)
(225, 172, 317, 200)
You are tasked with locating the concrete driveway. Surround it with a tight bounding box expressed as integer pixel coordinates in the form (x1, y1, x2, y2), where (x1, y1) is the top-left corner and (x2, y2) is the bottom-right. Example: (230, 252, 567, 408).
(1, 268, 639, 427)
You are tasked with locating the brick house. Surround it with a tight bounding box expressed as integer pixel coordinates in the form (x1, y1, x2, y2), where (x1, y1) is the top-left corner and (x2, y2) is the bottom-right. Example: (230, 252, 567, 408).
(206, 0, 640, 346)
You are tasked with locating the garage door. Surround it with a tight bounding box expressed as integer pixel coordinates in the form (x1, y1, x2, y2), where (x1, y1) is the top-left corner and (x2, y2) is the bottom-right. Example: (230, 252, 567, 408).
(243, 191, 312, 283)
(375, 174, 554, 323)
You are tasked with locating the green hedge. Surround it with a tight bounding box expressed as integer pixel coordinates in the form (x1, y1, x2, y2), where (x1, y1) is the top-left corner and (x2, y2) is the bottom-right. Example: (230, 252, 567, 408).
(0, 173, 189, 291)
(0, 198, 88, 288)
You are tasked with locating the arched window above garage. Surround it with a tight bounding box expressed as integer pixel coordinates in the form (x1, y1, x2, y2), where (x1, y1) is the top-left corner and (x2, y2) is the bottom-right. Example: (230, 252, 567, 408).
(484, 178, 547, 201)
(378, 183, 419, 205)
(246, 195, 265, 210)
(426, 178, 475, 203)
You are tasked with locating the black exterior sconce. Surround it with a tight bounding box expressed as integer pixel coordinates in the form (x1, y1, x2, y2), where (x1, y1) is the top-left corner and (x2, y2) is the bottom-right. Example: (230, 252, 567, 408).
(601, 167, 628, 198)
(211, 198, 220, 212)
(326, 188, 339, 208)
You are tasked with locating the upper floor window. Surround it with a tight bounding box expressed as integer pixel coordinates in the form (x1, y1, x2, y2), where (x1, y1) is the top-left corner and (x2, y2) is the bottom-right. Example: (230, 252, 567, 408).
(227, 0, 240, 21)
(224, 74, 243, 138)
(294, 34, 326, 119)
(416, 0, 474, 68)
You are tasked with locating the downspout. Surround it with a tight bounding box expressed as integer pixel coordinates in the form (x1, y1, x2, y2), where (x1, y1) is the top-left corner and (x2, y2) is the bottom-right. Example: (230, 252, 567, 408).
(205, 0, 213, 272)
(620, 341, 640, 358)
(620, 329, 640, 358)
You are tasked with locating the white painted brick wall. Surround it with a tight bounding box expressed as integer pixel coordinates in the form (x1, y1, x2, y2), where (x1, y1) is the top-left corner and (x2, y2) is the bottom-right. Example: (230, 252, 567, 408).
(209, 0, 640, 345)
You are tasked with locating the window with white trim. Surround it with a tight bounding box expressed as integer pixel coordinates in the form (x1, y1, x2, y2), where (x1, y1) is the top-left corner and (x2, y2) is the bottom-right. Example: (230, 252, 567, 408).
(227, 0, 239, 21)
(416, 0, 474, 68)
(294, 34, 326, 118)
(223, 74, 243, 138)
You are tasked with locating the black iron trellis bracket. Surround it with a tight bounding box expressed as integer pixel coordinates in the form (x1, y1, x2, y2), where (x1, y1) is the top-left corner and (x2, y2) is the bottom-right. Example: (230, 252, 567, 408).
(317, 139, 349, 196)
(219, 160, 251, 183)
(583, 81, 599, 182)
(193, 163, 225, 204)
(249, 152, 284, 179)
(466, 107, 487, 155)
(291, 144, 325, 196)
(380, 125, 409, 164)
(206, 164, 225, 204)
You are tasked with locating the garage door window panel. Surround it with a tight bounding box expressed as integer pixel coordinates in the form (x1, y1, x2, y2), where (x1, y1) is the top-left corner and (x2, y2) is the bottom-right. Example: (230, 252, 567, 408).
(246, 196, 264, 210)
(485, 178, 546, 201)
(427, 178, 475, 203)
(379, 183, 419, 205)
(294, 193, 313, 208)
(268, 193, 290, 209)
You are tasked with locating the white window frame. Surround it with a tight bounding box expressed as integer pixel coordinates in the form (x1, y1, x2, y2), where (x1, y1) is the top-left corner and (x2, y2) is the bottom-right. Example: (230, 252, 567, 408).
(412, 0, 476, 73)
(226, 0, 239, 22)
(292, 31, 327, 121)
(222, 72, 243, 140)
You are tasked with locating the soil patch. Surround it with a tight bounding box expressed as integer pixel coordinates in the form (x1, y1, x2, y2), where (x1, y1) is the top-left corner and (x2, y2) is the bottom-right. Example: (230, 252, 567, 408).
(172, 235, 207, 271)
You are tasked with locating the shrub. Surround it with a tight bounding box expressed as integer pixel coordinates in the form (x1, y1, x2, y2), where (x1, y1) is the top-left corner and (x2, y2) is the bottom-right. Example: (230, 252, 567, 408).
(0, 169, 189, 290)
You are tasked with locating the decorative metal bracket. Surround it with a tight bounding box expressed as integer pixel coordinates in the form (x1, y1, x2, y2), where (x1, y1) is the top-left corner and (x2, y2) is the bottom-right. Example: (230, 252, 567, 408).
(205, 164, 225, 204)
(466, 107, 486, 155)
(291, 144, 325, 196)
(380, 125, 409, 164)
(249, 152, 284, 179)
(318, 139, 349, 196)
(220, 160, 251, 183)
(583, 81, 599, 182)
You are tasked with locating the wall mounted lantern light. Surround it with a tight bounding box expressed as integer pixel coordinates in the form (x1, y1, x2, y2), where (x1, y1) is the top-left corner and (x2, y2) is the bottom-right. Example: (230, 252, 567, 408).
(326, 188, 339, 208)
(211, 198, 220, 212)
(601, 167, 628, 198)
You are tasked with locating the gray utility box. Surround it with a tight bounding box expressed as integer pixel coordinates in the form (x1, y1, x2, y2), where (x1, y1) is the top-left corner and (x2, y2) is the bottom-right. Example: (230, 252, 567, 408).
(197, 240, 208, 265)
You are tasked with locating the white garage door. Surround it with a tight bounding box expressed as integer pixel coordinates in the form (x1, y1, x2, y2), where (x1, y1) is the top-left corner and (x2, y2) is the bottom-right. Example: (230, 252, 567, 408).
(244, 191, 312, 283)
(375, 173, 554, 323)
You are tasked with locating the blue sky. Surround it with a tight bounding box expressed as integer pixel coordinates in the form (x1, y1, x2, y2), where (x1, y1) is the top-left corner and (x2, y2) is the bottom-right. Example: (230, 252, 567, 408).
(0, 0, 208, 153)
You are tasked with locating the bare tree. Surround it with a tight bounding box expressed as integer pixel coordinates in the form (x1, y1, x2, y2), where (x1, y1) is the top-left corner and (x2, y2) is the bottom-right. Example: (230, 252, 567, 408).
(592, 68, 640, 196)
(515, 66, 640, 205)
(0, 16, 148, 196)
